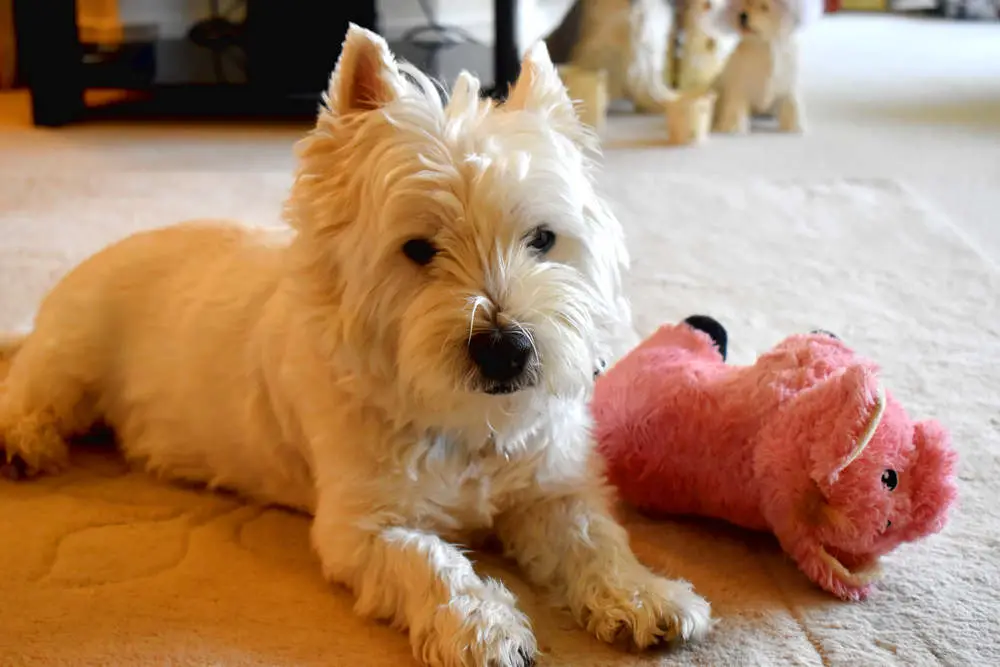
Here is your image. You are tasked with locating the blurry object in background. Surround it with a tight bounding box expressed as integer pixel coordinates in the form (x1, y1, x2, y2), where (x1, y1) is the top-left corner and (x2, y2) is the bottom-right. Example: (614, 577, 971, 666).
(672, 0, 731, 92)
(245, 1, 355, 95)
(80, 23, 159, 89)
(12, 0, 524, 126)
(938, 0, 999, 19)
(547, 0, 678, 113)
(889, 0, 938, 11)
(387, 0, 521, 101)
(544, 0, 583, 64)
(11, 0, 378, 126)
(839, 0, 887, 10)
(665, 88, 716, 145)
(711, 0, 824, 134)
(0, 0, 13, 89)
(519, 0, 576, 55)
(77, 0, 122, 43)
(557, 63, 608, 132)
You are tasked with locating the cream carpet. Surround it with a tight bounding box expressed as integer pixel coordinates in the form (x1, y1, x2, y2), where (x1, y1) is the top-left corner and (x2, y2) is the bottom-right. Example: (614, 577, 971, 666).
(0, 170, 996, 666)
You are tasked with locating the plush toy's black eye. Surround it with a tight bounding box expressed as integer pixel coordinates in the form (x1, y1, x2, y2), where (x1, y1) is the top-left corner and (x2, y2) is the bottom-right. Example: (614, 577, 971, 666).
(402, 238, 438, 266)
(881, 469, 898, 491)
(527, 226, 557, 255)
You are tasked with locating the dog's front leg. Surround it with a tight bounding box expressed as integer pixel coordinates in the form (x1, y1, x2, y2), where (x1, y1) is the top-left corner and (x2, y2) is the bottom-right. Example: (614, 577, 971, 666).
(777, 93, 805, 133)
(712, 90, 750, 134)
(497, 492, 713, 649)
(312, 497, 538, 667)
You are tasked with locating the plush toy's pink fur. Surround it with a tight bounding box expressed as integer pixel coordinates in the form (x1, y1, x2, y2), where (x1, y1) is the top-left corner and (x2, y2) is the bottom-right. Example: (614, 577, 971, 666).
(592, 320, 958, 600)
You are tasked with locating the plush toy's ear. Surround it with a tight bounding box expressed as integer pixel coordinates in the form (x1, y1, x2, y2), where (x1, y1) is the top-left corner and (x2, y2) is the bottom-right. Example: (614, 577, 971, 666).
(683, 315, 728, 361)
(789, 365, 886, 491)
(323, 24, 406, 117)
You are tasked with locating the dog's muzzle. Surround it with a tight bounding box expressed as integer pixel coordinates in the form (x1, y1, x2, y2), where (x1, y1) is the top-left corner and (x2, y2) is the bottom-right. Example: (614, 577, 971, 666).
(468, 326, 536, 394)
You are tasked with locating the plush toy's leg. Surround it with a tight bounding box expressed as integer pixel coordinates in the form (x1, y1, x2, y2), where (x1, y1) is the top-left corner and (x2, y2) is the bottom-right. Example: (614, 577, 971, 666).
(712, 92, 750, 134)
(683, 315, 728, 361)
(789, 540, 876, 602)
(777, 94, 805, 133)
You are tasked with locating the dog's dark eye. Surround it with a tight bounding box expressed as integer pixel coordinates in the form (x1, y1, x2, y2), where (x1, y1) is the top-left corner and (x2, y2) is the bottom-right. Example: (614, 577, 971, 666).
(881, 469, 898, 491)
(527, 226, 556, 255)
(402, 238, 438, 266)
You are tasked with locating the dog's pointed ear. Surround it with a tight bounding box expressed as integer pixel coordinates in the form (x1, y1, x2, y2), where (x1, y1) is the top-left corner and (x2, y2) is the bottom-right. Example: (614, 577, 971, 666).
(505, 42, 588, 142)
(324, 24, 405, 116)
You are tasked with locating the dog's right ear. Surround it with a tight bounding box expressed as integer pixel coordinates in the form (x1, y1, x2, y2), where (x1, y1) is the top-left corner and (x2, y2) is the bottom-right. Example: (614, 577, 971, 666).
(505, 42, 592, 147)
(323, 24, 406, 116)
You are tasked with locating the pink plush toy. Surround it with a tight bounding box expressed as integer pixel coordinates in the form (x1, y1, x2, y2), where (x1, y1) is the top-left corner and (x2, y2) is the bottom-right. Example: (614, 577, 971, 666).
(591, 316, 958, 601)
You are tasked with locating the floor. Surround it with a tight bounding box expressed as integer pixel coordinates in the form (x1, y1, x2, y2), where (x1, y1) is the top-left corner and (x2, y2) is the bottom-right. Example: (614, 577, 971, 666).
(0, 13, 998, 667)
(1, 13, 998, 265)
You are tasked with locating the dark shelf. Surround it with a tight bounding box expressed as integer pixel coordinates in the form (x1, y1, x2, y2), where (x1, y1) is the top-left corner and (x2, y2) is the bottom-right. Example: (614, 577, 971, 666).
(13, 0, 520, 126)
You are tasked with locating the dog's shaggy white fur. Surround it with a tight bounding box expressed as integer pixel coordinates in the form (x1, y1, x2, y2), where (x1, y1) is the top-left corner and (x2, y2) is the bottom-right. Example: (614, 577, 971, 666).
(0, 26, 713, 667)
(711, 0, 823, 133)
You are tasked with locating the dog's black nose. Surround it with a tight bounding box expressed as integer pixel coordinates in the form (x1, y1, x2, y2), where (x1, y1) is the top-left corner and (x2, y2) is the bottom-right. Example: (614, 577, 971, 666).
(739, 11, 750, 27)
(468, 327, 533, 385)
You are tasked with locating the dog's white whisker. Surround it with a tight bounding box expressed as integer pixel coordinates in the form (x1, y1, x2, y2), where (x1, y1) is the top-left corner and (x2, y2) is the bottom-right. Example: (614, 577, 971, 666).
(510, 320, 541, 369)
(467, 295, 489, 343)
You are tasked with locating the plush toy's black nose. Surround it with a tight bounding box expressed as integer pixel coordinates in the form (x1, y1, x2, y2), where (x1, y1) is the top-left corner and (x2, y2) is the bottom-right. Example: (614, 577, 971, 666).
(468, 327, 533, 385)
(683, 315, 729, 361)
(739, 11, 750, 28)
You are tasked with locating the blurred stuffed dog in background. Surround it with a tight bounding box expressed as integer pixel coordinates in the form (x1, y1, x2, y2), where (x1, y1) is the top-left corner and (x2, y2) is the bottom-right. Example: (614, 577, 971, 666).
(712, 0, 824, 133)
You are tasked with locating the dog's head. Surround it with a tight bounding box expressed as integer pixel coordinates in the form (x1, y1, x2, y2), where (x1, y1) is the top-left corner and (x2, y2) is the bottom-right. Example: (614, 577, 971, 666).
(717, 0, 823, 41)
(285, 26, 631, 439)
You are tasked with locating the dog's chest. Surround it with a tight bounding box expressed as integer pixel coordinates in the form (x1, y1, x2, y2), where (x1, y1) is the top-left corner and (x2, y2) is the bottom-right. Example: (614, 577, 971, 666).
(729, 40, 795, 111)
(394, 438, 537, 536)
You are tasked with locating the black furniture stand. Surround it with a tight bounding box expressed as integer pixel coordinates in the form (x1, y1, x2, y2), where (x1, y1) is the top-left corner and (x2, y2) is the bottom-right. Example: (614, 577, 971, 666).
(13, 0, 520, 127)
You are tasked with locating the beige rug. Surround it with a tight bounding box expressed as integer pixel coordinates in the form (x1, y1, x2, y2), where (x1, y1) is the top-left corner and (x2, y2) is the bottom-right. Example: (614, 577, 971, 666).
(0, 171, 996, 666)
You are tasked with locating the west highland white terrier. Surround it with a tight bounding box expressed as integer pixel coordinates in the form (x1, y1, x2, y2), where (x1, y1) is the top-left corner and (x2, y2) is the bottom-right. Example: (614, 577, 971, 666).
(0, 26, 713, 666)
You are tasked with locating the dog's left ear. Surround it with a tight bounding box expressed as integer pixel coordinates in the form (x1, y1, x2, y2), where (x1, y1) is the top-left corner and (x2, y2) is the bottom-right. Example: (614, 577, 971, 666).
(324, 24, 406, 116)
(505, 42, 589, 144)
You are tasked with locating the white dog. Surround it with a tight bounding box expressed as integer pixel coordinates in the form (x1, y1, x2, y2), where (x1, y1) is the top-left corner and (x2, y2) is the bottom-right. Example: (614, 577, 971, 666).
(711, 0, 823, 133)
(0, 26, 712, 667)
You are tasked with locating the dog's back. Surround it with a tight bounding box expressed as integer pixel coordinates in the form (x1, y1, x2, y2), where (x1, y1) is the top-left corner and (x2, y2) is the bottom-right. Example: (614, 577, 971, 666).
(0, 334, 22, 381)
(0, 222, 315, 507)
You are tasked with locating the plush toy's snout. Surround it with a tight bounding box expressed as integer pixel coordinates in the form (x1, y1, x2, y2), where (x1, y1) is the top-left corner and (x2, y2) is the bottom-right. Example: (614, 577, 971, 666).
(904, 421, 958, 542)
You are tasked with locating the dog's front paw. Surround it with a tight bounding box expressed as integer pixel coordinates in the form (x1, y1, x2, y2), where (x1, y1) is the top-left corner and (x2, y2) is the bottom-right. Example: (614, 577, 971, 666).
(573, 572, 713, 649)
(414, 585, 537, 667)
(712, 116, 749, 134)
